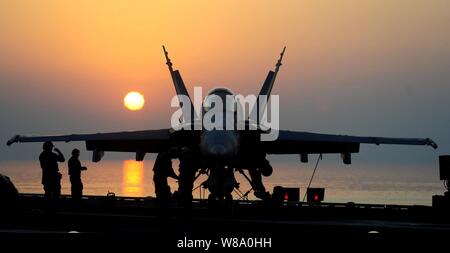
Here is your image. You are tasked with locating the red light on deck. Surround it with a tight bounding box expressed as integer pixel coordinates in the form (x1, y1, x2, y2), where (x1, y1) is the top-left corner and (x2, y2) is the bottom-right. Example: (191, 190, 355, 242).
(307, 188, 325, 203)
(272, 186, 300, 204)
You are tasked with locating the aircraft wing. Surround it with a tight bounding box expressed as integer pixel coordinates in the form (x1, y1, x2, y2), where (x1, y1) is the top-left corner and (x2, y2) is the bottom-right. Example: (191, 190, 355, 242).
(6, 129, 173, 161)
(262, 130, 437, 155)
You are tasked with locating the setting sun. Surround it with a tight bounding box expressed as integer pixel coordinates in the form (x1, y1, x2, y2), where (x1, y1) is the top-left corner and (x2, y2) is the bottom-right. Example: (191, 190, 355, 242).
(124, 91, 145, 111)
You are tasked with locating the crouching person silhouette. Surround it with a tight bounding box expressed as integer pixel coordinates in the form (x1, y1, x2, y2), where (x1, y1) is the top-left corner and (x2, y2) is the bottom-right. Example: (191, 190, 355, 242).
(68, 149, 87, 201)
(39, 141, 65, 199)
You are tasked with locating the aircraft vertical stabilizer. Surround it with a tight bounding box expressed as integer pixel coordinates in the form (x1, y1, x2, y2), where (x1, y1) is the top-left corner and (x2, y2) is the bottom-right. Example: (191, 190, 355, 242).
(251, 47, 286, 124)
(163, 45, 197, 122)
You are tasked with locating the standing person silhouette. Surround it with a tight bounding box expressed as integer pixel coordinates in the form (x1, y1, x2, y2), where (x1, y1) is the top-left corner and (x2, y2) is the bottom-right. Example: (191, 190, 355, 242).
(39, 141, 65, 199)
(153, 151, 178, 209)
(177, 147, 199, 209)
(68, 149, 87, 201)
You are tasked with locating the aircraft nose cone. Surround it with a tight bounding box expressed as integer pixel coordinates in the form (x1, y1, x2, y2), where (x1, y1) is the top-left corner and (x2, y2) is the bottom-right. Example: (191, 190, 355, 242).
(210, 145, 227, 157)
(200, 130, 239, 162)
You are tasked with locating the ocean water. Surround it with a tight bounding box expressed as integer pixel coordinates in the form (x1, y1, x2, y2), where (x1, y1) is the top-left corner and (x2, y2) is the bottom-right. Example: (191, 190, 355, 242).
(0, 159, 443, 206)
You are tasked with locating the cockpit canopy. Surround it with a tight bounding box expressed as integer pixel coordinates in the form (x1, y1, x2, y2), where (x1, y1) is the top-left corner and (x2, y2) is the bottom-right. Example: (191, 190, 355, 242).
(203, 87, 236, 113)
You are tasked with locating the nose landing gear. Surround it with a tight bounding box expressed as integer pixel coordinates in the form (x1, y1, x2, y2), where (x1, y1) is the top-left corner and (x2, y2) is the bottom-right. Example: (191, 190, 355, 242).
(202, 165, 237, 212)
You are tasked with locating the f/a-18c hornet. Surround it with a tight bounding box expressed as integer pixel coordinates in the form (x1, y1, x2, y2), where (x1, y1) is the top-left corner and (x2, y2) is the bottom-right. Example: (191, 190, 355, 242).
(7, 46, 437, 204)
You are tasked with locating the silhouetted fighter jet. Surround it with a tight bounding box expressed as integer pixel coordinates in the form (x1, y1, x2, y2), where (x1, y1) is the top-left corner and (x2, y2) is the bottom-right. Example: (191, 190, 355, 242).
(7, 46, 437, 201)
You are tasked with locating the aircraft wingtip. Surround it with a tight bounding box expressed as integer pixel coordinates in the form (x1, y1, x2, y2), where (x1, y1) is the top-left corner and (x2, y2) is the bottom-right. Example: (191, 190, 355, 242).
(427, 138, 438, 149)
(6, 135, 20, 146)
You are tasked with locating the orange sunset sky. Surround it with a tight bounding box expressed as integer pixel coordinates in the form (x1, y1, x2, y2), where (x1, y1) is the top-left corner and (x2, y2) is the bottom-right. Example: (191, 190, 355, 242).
(0, 0, 449, 162)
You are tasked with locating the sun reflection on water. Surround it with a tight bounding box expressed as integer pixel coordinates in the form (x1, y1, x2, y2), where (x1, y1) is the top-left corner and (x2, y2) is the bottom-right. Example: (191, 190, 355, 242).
(122, 160, 145, 196)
